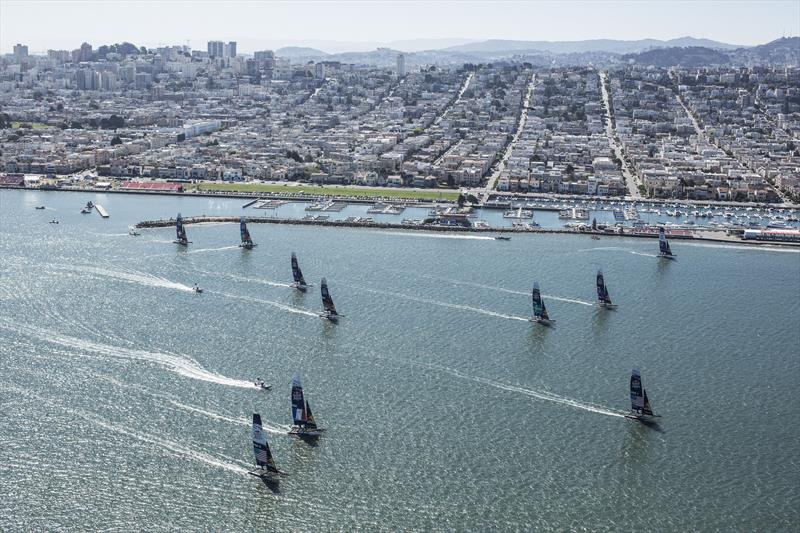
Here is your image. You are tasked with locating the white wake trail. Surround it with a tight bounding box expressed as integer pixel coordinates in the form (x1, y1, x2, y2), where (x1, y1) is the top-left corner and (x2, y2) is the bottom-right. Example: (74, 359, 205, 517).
(360, 287, 529, 322)
(53, 264, 193, 292)
(214, 291, 319, 318)
(0, 321, 255, 389)
(421, 362, 625, 418)
(188, 245, 240, 254)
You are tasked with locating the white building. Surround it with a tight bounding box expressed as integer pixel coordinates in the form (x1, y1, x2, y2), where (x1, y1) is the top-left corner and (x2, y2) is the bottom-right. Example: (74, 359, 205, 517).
(396, 54, 406, 78)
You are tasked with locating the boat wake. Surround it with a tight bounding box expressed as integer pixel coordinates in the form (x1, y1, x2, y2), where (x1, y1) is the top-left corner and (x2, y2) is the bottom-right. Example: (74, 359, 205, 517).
(75, 407, 250, 475)
(579, 246, 658, 258)
(3, 385, 251, 476)
(679, 242, 800, 253)
(0, 321, 254, 389)
(213, 291, 319, 317)
(198, 270, 294, 289)
(188, 245, 240, 254)
(385, 270, 593, 306)
(541, 294, 594, 306)
(53, 264, 194, 292)
(360, 287, 529, 322)
(420, 362, 626, 418)
(376, 231, 495, 241)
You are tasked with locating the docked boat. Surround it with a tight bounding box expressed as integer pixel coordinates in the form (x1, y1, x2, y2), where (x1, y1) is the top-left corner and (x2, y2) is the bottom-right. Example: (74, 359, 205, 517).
(319, 278, 340, 322)
(174, 213, 190, 246)
(596, 270, 617, 309)
(530, 281, 554, 326)
(658, 227, 676, 260)
(290, 252, 309, 292)
(239, 217, 257, 249)
(503, 207, 533, 219)
(85, 201, 94, 209)
(248, 413, 288, 480)
(288, 373, 325, 438)
(626, 368, 660, 422)
(80, 208, 90, 214)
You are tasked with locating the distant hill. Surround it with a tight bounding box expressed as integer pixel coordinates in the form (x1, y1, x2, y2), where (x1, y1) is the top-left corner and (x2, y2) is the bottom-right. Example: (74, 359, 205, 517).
(731, 37, 800, 65)
(275, 47, 329, 62)
(443, 37, 741, 55)
(622, 46, 730, 67)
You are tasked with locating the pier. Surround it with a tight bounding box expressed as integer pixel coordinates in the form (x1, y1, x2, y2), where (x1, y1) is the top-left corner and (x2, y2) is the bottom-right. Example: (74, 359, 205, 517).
(95, 204, 109, 218)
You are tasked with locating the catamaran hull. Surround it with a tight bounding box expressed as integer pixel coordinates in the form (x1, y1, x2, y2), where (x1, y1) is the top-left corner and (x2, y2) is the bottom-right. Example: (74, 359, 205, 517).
(289, 428, 325, 438)
(239, 243, 257, 249)
(291, 283, 308, 293)
(248, 468, 287, 480)
(174, 241, 191, 246)
(530, 317, 555, 326)
(658, 253, 676, 260)
(320, 312, 340, 322)
(598, 302, 618, 310)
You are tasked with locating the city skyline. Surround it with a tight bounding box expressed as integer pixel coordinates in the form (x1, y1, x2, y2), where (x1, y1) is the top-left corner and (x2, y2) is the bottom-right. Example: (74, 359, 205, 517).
(1, 0, 799, 54)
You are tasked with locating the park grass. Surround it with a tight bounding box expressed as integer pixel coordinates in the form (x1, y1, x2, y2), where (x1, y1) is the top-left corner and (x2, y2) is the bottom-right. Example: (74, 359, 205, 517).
(192, 182, 460, 201)
(11, 121, 50, 129)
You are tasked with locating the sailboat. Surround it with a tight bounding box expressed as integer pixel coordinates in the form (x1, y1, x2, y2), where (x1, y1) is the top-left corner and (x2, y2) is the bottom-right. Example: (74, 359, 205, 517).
(239, 217, 257, 249)
(596, 270, 617, 309)
(174, 213, 190, 246)
(658, 227, 676, 260)
(290, 252, 309, 292)
(249, 414, 288, 480)
(288, 373, 325, 438)
(626, 368, 661, 422)
(319, 277, 341, 322)
(530, 281, 554, 325)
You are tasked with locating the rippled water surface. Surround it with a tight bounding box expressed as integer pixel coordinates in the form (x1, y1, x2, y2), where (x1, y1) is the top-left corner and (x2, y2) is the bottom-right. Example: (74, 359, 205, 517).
(1, 190, 799, 531)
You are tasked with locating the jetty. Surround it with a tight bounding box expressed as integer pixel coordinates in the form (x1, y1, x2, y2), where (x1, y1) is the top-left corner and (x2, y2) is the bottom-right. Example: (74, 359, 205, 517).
(131, 215, 799, 247)
(95, 204, 109, 218)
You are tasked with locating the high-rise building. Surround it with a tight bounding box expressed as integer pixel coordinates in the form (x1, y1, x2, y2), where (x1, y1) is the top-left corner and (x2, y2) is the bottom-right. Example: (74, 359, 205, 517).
(80, 42, 93, 62)
(315, 62, 326, 80)
(207, 41, 224, 58)
(76, 68, 93, 90)
(13, 44, 28, 57)
(396, 53, 406, 78)
(227, 41, 237, 58)
(47, 49, 70, 63)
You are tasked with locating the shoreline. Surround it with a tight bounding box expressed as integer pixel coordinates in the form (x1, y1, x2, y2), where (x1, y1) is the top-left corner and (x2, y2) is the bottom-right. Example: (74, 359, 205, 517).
(4, 183, 800, 210)
(134, 215, 800, 248)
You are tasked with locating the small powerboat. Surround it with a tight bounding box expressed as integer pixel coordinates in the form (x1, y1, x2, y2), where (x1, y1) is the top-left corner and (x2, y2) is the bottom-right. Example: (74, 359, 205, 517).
(192, 284, 203, 293)
(49, 219, 59, 224)
(254, 379, 271, 391)
(494, 235, 511, 241)
(35, 206, 46, 210)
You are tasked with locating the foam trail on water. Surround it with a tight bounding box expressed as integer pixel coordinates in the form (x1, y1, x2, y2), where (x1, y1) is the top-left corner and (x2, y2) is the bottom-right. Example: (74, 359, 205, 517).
(385, 269, 592, 306)
(679, 242, 800, 254)
(197, 269, 293, 289)
(578, 246, 658, 258)
(75, 408, 250, 475)
(188, 245, 240, 254)
(360, 287, 529, 322)
(375, 231, 495, 241)
(0, 321, 255, 389)
(213, 291, 319, 317)
(53, 264, 193, 292)
(420, 361, 625, 418)
(541, 294, 594, 306)
(167, 401, 292, 435)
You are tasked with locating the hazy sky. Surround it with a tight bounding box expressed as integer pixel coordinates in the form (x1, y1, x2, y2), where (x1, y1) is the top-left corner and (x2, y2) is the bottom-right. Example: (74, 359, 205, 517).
(1, 0, 798, 54)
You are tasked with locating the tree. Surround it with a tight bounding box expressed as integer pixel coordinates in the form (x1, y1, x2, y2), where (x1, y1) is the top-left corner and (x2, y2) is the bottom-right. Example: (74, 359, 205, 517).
(110, 136, 122, 146)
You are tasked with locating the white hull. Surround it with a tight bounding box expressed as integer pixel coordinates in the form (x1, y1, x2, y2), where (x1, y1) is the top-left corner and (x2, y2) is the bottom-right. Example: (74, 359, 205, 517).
(239, 243, 257, 249)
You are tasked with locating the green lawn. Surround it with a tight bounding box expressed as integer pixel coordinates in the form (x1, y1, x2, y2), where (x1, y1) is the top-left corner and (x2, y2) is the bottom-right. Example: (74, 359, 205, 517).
(192, 182, 460, 201)
(11, 121, 50, 129)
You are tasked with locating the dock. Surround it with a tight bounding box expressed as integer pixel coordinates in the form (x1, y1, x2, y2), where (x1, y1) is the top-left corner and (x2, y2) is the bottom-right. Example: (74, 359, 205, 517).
(95, 204, 109, 218)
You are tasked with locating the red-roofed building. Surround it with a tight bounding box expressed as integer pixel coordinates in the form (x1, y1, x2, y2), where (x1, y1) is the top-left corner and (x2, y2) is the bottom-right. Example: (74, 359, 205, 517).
(121, 181, 183, 192)
(0, 174, 25, 187)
